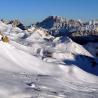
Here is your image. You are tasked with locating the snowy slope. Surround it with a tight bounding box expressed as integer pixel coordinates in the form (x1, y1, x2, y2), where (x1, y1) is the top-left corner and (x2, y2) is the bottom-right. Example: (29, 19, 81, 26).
(0, 21, 98, 98)
(0, 21, 27, 41)
(0, 41, 65, 75)
(0, 41, 98, 98)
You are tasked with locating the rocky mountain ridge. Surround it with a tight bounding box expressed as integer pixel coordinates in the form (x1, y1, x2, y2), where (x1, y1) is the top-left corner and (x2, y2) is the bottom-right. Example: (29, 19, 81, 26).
(1, 16, 98, 44)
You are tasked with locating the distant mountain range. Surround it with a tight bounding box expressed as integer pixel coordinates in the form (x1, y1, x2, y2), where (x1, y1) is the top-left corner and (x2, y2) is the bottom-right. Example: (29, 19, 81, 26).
(1, 16, 98, 44)
(35, 16, 98, 44)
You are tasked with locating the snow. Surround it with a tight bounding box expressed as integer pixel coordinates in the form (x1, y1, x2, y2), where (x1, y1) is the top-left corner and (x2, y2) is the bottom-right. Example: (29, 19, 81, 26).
(0, 21, 98, 98)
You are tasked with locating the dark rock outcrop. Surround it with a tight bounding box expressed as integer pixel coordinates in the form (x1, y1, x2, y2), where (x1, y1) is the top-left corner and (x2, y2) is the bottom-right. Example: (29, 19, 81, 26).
(70, 30, 98, 45)
(8, 20, 26, 30)
(36, 16, 81, 37)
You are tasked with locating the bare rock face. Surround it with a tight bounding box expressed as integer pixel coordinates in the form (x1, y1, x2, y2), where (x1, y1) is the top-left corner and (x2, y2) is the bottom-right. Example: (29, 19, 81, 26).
(8, 20, 26, 30)
(36, 16, 81, 36)
(36, 16, 67, 29)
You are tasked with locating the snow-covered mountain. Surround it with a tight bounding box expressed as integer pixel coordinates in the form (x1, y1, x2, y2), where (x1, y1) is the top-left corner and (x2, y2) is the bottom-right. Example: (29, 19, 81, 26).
(36, 16, 81, 36)
(0, 20, 98, 98)
(35, 16, 98, 44)
(1, 19, 26, 30)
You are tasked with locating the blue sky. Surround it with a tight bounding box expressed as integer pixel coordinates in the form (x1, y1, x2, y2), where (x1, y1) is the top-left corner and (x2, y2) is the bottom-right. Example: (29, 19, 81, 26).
(0, 0, 98, 25)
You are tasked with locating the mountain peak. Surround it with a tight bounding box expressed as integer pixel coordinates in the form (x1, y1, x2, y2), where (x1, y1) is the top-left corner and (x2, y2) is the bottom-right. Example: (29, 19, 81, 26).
(36, 16, 67, 29)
